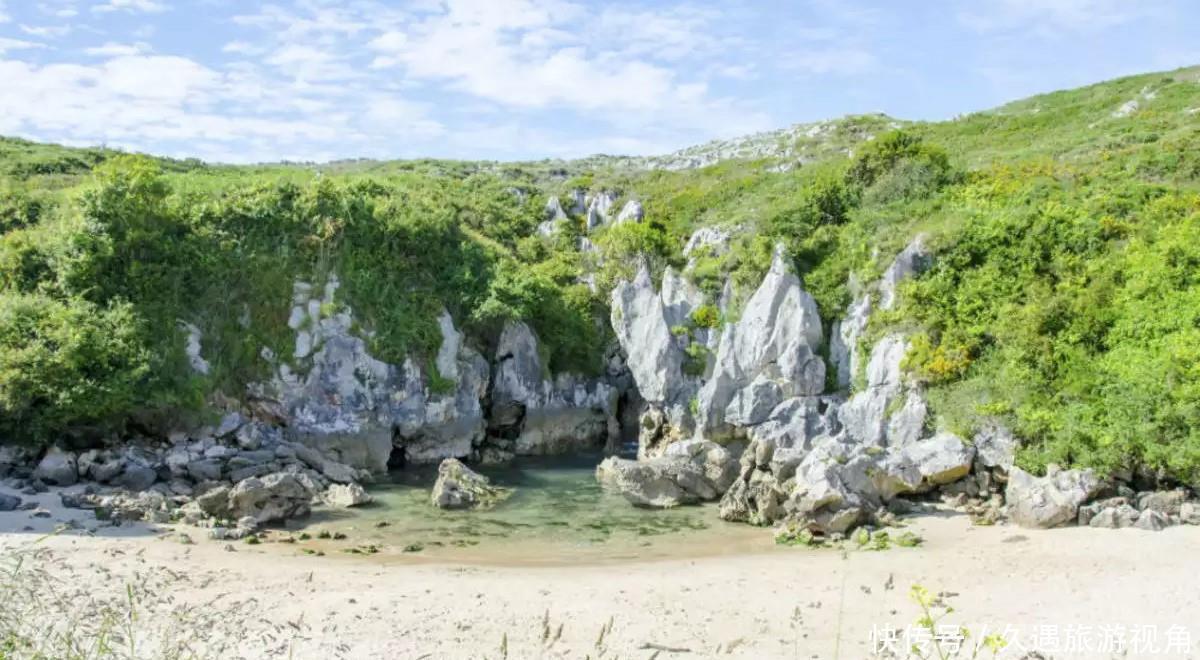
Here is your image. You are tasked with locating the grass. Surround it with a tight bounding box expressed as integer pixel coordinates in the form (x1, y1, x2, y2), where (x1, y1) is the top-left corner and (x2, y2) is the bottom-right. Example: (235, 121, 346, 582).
(0, 537, 282, 659)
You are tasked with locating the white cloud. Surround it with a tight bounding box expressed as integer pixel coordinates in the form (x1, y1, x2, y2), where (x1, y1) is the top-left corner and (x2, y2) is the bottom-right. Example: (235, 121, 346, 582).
(19, 23, 71, 38)
(0, 0, 783, 161)
(785, 49, 878, 76)
(959, 0, 1155, 33)
(366, 0, 769, 138)
(0, 1, 9, 23)
(0, 37, 43, 54)
(93, 0, 165, 13)
(84, 41, 150, 57)
(221, 41, 262, 55)
(0, 51, 448, 163)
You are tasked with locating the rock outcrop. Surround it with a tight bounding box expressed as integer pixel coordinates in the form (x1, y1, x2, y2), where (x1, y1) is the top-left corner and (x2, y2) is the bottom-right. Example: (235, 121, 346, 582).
(696, 246, 824, 439)
(430, 458, 510, 509)
(719, 431, 975, 532)
(610, 261, 698, 455)
(1006, 466, 1102, 528)
(829, 236, 930, 389)
(839, 334, 927, 447)
(265, 278, 490, 472)
(616, 200, 644, 224)
(488, 322, 619, 460)
(585, 191, 616, 232)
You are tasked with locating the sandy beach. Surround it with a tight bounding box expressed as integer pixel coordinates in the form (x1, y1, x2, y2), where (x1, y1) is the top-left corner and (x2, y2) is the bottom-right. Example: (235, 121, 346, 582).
(2, 484, 1198, 660)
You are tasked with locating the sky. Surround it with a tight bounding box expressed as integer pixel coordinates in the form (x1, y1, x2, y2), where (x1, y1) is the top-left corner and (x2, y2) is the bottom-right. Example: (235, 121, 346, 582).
(0, 0, 1197, 164)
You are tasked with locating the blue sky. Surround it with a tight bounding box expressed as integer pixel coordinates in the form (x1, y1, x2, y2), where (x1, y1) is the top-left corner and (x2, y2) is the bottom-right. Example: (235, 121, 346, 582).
(0, 0, 1196, 163)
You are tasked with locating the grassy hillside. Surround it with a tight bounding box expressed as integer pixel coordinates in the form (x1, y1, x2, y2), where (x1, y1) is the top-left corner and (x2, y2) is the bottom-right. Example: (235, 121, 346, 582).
(1, 65, 1198, 485)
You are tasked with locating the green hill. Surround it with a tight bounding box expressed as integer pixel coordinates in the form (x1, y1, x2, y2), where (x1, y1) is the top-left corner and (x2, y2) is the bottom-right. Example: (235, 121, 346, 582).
(1, 65, 1198, 485)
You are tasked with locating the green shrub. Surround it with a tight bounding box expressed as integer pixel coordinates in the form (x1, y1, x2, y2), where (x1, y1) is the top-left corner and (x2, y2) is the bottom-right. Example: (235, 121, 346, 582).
(690, 304, 721, 329)
(0, 294, 155, 444)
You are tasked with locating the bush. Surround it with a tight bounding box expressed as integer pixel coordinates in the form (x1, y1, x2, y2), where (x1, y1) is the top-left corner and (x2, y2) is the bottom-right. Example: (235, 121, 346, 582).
(847, 130, 954, 191)
(0, 294, 154, 444)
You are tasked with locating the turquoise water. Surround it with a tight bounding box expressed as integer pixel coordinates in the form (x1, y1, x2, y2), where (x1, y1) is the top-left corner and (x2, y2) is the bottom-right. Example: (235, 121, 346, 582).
(292, 455, 774, 565)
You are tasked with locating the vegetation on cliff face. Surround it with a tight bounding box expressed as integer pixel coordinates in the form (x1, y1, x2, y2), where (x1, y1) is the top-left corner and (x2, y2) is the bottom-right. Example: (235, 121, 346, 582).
(1, 66, 1198, 485)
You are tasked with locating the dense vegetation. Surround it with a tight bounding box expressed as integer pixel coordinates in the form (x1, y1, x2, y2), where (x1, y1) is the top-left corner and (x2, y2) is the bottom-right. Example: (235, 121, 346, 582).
(1, 66, 1198, 486)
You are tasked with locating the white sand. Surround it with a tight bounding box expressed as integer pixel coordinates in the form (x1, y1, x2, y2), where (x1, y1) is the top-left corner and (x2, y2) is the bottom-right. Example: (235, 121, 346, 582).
(2, 484, 1198, 659)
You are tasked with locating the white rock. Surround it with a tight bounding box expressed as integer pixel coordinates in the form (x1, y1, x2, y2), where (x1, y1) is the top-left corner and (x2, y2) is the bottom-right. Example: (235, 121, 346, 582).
(1006, 466, 1102, 528)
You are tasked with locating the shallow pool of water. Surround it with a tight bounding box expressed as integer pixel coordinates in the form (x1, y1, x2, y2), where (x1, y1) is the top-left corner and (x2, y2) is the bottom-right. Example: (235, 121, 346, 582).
(289, 454, 777, 565)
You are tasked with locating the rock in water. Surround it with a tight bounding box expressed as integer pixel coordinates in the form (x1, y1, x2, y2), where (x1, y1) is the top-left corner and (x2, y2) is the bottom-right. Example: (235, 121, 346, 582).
(228, 472, 314, 525)
(325, 483, 372, 508)
(596, 441, 736, 508)
(1005, 466, 1102, 528)
(430, 458, 510, 510)
(33, 447, 78, 487)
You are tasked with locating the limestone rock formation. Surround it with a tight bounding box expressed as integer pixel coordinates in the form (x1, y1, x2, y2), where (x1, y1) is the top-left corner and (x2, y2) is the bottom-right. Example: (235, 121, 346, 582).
(615, 200, 644, 224)
(585, 191, 616, 231)
(1005, 466, 1102, 528)
(538, 196, 568, 236)
(266, 278, 489, 472)
(227, 472, 316, 525)
(697, 245, 824, 439)
(430, 458, 510, 510)
(838, 334, 926, 447)
(596, 440, 735, 508)
(488, 322, 618, 459)
(829, 235, 930, 389)
(610, 261, 698, 454)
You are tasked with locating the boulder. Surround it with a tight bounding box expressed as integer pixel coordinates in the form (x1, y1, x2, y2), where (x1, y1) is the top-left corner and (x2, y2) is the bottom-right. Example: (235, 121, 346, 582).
(663, 440, 739, 493)
(1134, 509, 1169, 531)
(597, 442, 735, 508)
(718, 438, 790, 525)
(1006, 466, 1102, 528)
(1135, 490, 1189, 516)
(33, 448, 78, 487)
(1179, 502, 1200, 525)
(215, 411, 246, 438)
(325, 483, 372, 508)
(0, 493, 21, 511)
(227, 472, 314, 525)
(196, 485, 232, 519)
(1089, 504, 1139, 529)
(879, 432, 975, 496)
(430, 458, 510, 510)
(116, 465, 159, 491)
(91, 458, 124, 484)
(596, 456, 712, 508)
(187, 458, 223, 482)
(973, 421, 1018, 470)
